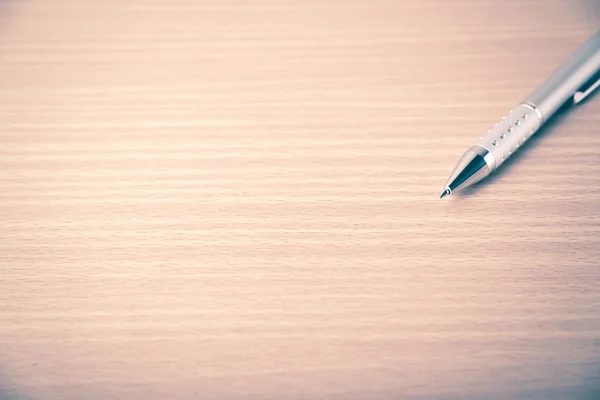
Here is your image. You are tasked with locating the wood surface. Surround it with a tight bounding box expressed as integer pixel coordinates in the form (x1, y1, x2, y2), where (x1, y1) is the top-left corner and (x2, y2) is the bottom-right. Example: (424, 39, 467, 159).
(1, 1, 600, 399)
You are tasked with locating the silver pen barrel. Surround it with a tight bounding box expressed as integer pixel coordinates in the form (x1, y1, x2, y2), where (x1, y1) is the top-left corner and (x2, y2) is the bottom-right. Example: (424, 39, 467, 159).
(442, 31, 600, 197)
(525, 30, 600, 120)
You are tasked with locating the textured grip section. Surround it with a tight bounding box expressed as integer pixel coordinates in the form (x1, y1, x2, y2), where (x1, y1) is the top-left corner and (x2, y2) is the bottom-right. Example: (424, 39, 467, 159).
(475, 104, 542, 169)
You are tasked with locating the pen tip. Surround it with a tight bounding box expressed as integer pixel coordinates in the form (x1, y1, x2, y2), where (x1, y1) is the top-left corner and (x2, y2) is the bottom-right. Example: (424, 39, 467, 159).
(440, 188, 450, 199)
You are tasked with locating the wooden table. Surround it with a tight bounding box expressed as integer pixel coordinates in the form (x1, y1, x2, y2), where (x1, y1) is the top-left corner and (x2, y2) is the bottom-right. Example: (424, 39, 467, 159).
(1, 1, 599, 399)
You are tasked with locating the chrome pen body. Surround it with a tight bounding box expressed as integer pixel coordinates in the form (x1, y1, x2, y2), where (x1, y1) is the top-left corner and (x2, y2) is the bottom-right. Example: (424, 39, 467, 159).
(441, 31, 600, 198)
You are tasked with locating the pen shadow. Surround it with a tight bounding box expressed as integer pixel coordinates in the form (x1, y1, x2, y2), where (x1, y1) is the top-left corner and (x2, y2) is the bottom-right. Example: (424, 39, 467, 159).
(456, 90, 599, 197)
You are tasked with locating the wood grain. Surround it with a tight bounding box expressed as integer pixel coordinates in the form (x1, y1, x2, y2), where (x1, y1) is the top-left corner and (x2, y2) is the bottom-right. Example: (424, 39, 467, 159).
(1, 1, 600, 399)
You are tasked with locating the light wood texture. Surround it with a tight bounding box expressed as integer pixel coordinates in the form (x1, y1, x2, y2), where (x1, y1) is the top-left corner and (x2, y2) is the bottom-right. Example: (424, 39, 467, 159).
(1, 1, 600, 399)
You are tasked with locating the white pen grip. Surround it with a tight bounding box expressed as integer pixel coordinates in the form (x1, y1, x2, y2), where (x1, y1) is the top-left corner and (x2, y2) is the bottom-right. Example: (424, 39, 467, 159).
(475, 104, 543, 169)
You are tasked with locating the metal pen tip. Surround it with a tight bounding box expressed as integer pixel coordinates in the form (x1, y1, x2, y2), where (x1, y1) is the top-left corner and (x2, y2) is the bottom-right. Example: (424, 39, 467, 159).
(440, 188, 450, 199)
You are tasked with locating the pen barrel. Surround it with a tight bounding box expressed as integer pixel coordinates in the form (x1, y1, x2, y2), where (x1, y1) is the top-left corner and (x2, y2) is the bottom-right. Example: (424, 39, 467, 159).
(474, 103, 542, 169)
(525, 31, 600, 120)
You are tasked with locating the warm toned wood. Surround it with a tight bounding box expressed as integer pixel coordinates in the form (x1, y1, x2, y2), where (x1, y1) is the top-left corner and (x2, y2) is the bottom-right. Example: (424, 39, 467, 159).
(1, 1, 599, 399)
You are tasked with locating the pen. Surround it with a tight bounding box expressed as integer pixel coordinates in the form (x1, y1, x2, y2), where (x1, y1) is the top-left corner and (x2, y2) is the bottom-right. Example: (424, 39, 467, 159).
(441, 31, 600, 199)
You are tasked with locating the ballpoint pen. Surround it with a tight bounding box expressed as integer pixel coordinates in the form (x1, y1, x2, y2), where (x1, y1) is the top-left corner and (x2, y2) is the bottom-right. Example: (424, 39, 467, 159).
(441, 31, 600, 199)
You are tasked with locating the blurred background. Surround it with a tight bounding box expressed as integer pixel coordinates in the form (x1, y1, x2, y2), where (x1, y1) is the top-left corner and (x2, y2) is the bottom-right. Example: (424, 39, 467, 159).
(0, 1, 599, 399)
